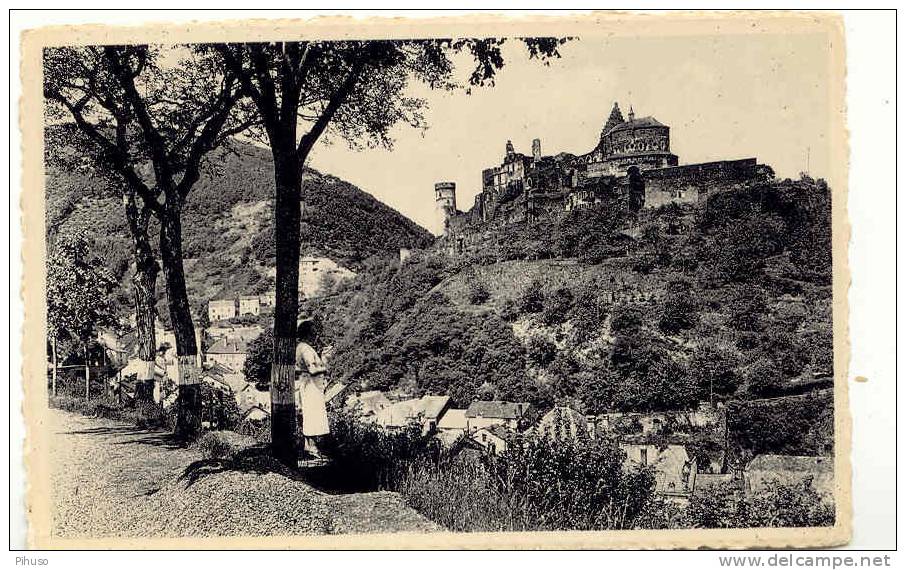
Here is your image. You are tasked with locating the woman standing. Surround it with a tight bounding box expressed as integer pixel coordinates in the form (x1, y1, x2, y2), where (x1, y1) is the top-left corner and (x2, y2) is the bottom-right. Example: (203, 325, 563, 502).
(296, 318, 329, 459)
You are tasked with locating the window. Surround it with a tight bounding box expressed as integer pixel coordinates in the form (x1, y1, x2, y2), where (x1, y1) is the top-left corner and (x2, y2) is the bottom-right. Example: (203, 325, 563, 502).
(640, 448, 648, 466)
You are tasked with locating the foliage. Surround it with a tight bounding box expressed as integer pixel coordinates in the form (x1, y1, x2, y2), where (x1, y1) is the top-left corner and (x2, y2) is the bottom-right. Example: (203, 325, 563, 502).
(466, 273, 491, 305)
(518, 280, 545, 314)
(682, 481, 833, 528)
(243, 328, 274, 389)
(320, 409, 440, 491)
(201, 383, 242, 430)
(396, 432, 655, 531)
(728, 391, 834, 461)
(49, 394, 174, 431)
(46, 234, 118, 346)
(657, 289, 700, 335)
(689, 345, 742, 401)
(541, 286, 574, 325)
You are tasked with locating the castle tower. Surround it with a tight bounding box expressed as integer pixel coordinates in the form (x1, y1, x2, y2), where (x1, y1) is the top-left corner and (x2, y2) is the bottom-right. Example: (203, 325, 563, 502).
(532, 138, 542, 163)
(602, 102, 625, 137)
(505, 140, 515, 161)
(434, 181, 457, 235)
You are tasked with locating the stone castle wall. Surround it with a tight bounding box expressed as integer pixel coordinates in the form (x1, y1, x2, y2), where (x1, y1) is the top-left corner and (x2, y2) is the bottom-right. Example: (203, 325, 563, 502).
(642, 158, 760, 209)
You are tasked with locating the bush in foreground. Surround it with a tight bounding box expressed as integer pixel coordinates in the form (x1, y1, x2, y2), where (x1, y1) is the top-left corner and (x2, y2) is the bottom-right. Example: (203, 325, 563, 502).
(393, 433, 656, 531)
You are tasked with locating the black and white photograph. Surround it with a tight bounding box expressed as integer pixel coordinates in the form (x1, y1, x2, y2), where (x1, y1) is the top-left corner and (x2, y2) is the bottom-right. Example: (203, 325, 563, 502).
(14, 10, 864, 551)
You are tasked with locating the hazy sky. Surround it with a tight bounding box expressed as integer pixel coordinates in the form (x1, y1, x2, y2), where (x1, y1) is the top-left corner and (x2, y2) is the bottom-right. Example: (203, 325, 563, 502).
(307, 31, 835, 234)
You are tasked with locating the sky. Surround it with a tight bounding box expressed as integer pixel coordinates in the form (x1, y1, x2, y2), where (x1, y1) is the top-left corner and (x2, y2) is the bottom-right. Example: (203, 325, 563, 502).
(306, 31, 837, 235)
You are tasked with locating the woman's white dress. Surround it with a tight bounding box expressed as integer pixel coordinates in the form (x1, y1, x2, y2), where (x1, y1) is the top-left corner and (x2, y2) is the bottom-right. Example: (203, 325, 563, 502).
(295, 342, 330, 437)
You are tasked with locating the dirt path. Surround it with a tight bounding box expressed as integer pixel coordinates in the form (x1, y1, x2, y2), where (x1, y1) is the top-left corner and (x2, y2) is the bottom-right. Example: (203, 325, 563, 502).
(49, 408, 440, 539)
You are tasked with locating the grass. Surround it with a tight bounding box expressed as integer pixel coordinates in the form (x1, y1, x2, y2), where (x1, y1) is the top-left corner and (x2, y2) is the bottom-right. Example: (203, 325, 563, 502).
(49, 392, 174, 431)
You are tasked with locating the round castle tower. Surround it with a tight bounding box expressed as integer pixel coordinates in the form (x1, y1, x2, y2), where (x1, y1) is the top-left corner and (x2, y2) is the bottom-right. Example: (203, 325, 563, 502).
(434, 181, 457, 235)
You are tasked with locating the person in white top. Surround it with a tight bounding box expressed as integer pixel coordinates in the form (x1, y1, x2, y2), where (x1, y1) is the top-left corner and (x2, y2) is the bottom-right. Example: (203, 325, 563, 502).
(295, 318, 329, 459)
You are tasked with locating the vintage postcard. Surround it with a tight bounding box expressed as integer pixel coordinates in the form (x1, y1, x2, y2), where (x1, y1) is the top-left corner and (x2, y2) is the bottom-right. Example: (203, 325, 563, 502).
(20, 11, 850, 549)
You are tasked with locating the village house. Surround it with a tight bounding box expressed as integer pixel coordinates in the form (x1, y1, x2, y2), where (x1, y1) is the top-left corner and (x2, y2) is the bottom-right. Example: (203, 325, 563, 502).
(621, 443, 698, 500)
(238, 295, 261, 316)
(471, 424, 518, 455)
(206, 324, 264, 344)
(436, 408, 469, 446)
(199, 362, 249, 405)
(241, 404, 270, 424)
(534, 406, 596, 440)
(744, 454, 834, 500)
(595, 403, 724, 438)
(208, 299, 237, 322)
(345, 390, 392, 419)
(464, 400, 532, 431)
(204, 338, 249, 371)
(375, 395, 451, 433)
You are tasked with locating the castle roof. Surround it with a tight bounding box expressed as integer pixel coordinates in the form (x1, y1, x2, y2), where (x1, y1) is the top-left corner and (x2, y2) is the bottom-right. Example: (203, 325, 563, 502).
(605, 116, 667, 135)
(602, 102, 625, 135)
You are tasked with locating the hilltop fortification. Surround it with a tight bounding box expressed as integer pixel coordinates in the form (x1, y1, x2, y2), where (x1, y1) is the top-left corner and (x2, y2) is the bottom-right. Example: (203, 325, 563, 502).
(435, 102, 774, 250)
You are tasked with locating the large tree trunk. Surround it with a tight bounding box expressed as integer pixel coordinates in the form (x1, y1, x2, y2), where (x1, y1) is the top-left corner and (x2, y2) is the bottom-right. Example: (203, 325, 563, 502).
(159, 204, 201, 440)
(132, 244, 159, 405)
(124, 193, 159, 405)
(269, 143, 302, 467)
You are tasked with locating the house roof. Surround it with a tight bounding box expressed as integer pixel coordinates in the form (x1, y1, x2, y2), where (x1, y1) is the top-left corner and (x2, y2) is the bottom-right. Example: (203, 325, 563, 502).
(206, 339, 248, 355)
(465, 401, 529, 420)
(420, 395, 451, 419)
(375, 395, 451, 427)
(537, 406, 590, 440)
(346, 390, 392, 415)
(622, 444, 695, 496)
(605, 116, 666, 134)
(242, 405, 270, 421)
(693, 473, 739, 497)
(746, 454, 833, 473)
(479, 424, 519, 443)
(438, 409, 468, 430)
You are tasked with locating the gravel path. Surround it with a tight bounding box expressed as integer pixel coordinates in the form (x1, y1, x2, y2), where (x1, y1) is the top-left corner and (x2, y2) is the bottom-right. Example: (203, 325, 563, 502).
(50, 408, 440, 538)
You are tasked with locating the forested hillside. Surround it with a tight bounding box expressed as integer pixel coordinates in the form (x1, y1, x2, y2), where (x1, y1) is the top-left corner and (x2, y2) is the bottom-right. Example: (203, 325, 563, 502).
(309, 175, 834, 457)
(45, 131, 434, 317)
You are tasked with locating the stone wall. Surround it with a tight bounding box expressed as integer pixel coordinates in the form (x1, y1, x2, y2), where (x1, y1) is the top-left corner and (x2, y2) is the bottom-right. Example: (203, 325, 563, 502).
(642, 158, 760, 209)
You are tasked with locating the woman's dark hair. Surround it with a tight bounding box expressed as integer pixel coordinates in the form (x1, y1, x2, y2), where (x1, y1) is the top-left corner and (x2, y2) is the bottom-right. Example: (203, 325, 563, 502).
(296, 316, 324, 350)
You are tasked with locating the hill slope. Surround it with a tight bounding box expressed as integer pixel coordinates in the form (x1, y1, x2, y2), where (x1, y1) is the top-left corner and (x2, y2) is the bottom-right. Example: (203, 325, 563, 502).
(309, 175, 834, 458)
(45, 137, 434, 314)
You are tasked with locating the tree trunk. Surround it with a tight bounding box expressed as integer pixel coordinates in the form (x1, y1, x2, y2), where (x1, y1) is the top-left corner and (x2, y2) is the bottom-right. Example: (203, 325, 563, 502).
(132, 246, 159, 405)
(84, 343, 90, 400)
(50, 337, 58, 398)
(269, 144, 302, 466)
(124, 193, 159, 405)
(159, 203, 201, 440)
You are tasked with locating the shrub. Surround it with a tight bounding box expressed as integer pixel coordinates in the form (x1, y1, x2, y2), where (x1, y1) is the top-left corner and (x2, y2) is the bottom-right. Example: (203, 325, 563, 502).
(541, 287, 574, 325)
(526, 335, 557, 368)
(467, 277, 491, 305)
(193, 430, 257, 460)
(397, 433, 656, 531)
(49, 393, 174, 431)
(682, 480, 833, 528)
(658, 291, 700, 335)
(321, 410, 440, 491)
(518, 280, 545, 314)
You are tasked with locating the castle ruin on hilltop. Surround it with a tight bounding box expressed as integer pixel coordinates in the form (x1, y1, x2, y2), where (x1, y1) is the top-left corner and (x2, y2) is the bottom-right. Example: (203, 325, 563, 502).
(435, 102, 775, 248)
